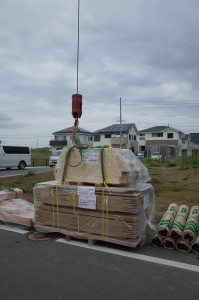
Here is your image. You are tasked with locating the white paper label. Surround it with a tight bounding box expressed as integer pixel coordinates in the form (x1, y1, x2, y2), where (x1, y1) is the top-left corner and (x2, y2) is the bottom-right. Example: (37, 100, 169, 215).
(83, 150, 98, 164)
(78, 186, 96, 210)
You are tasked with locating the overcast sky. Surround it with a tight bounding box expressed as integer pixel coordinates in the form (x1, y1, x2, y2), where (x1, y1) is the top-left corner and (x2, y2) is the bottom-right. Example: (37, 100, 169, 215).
(0, 0, 199, 147)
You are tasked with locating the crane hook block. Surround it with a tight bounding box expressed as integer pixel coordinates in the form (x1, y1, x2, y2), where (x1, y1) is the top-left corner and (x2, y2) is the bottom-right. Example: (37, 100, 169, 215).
(72, 94, 82, 119)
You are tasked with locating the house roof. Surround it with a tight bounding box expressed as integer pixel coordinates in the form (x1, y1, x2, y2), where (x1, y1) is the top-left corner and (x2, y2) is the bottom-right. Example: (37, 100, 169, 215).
(139, 126, 183, 134)
(189, 133, 199, 142)
(181, 134, 189, 140)
(93, 123, 138, 134)
(139, 126, 169, 133)
(53, 127, 92, 135)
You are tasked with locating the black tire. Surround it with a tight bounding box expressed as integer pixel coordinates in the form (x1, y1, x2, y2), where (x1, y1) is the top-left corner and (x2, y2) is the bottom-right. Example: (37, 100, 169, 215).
(18, 161, 26, 170)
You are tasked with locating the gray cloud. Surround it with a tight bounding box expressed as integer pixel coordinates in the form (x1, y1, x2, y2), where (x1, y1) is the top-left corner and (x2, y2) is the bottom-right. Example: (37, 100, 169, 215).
(0, 0, 199, 147)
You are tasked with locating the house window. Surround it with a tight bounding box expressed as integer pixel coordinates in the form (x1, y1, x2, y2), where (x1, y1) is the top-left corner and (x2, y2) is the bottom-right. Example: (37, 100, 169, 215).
(139, 133, 145, 136)
(192, 149, 198, 156)
(167, 133, 173, 139)
(134, 135, 136, 141)
(94, 135, 101, 142)
(166, 147, 175, 157)
(105, 134, 111, 139)
(88, 136, 93, 141)
(152, 133, 163, 137)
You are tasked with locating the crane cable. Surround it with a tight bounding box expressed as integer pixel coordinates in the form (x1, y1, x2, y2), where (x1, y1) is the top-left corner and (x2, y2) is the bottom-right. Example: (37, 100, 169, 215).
(72, 0, 81, 146)
(77, 0, 80, 94)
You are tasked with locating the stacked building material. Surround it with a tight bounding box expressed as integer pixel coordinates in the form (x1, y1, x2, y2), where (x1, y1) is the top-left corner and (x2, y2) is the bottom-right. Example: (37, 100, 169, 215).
(0, 188, 24, 203)
(164, 205, 190, 250)
(55, 147, 150, 187)
(152, 204, 199, 254)
(0, 188, 34, 227)
(176, 206, 199, 252)
(33, 148, 155, 248)
(156, 203, 178, 238)
(191, 231, 199, 254)
(34, 181, 155, 248)
(152, 203, 178, 247)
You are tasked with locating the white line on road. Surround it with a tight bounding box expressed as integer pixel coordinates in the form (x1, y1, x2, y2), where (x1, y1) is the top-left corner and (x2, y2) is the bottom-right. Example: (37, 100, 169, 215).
(0, 224, 29, 234)
(56, 238, 199, 273)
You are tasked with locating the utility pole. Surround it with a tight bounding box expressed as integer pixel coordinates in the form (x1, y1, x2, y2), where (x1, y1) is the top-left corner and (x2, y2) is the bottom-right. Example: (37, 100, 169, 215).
(120, 97, 122, 149)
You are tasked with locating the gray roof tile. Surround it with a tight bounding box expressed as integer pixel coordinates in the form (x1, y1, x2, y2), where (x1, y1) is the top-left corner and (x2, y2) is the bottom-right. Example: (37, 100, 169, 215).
(190, 133, 199, 142)
(53, 127, 92, 135)
(93, 123, 137, 134)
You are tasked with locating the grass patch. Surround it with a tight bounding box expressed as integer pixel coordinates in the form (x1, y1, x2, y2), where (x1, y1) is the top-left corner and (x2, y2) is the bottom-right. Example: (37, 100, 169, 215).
(31, 148, 52, 166)
(167, 162, 177, 167)
(143, 156, 199, 169)
(24, 169, 36, 177)
(0, 172, 55, 202)
(31, 148, 52, 159)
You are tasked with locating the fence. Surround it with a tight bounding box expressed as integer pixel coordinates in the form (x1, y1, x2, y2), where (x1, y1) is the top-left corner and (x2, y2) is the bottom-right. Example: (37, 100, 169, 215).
(31, 159, 49, 167)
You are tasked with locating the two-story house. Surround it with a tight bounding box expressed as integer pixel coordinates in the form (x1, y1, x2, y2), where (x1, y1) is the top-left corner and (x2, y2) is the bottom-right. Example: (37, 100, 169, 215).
(49, 127, 93, 153)
(184, 133, 199, 157)
(93, 123, 138, 152)
(138, 126, 184, 158)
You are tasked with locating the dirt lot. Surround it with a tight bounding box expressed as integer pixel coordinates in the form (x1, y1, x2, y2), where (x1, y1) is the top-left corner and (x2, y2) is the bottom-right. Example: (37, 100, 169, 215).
(149, 165, 199, 223)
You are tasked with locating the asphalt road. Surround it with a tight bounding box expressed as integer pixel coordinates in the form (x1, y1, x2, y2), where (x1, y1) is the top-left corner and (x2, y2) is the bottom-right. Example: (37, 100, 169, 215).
(0, 167, 199, 299)
(0, 225, 198, 300)
(0, 166, 54, 177)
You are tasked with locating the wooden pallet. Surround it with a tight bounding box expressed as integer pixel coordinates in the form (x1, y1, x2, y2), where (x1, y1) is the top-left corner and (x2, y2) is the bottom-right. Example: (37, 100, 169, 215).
(64, 235, 96, 246)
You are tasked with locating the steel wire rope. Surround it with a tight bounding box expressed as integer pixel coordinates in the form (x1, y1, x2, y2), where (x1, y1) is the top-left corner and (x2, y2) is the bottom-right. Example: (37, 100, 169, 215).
(77, 0, 80, 94)
(62, 0, 83, 176)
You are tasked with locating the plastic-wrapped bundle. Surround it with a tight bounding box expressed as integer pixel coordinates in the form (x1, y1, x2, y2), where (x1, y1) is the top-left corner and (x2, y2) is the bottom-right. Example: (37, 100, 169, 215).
(0, 198, 34, 227)
(33, 181, 156, 248)
(55, 147, 150, 187)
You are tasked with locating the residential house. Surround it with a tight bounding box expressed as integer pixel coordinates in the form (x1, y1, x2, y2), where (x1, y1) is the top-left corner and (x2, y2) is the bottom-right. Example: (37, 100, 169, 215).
(138, 126, 184, 158)
(49, 127, 93, 153)
(184, 133, 199, 157)
(93, 123, 138, 152)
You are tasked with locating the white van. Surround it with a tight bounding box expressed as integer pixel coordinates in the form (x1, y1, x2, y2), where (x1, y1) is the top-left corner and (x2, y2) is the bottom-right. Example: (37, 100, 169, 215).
(0, 145, 31, 170)
(49, 150, 62, 167)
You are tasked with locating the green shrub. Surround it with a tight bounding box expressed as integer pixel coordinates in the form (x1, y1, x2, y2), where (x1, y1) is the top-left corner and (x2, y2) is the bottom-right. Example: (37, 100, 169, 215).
(25, 170, 36, 177)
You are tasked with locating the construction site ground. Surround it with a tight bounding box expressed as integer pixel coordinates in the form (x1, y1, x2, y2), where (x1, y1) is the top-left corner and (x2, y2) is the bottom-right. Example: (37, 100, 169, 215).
(149, 165, 199, 223)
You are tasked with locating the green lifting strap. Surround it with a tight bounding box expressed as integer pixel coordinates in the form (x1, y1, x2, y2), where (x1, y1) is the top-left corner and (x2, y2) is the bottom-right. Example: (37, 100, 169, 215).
(62, 146, 74, 183)
(62, 145, 107, 186)
(61, 145, 89, 183)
